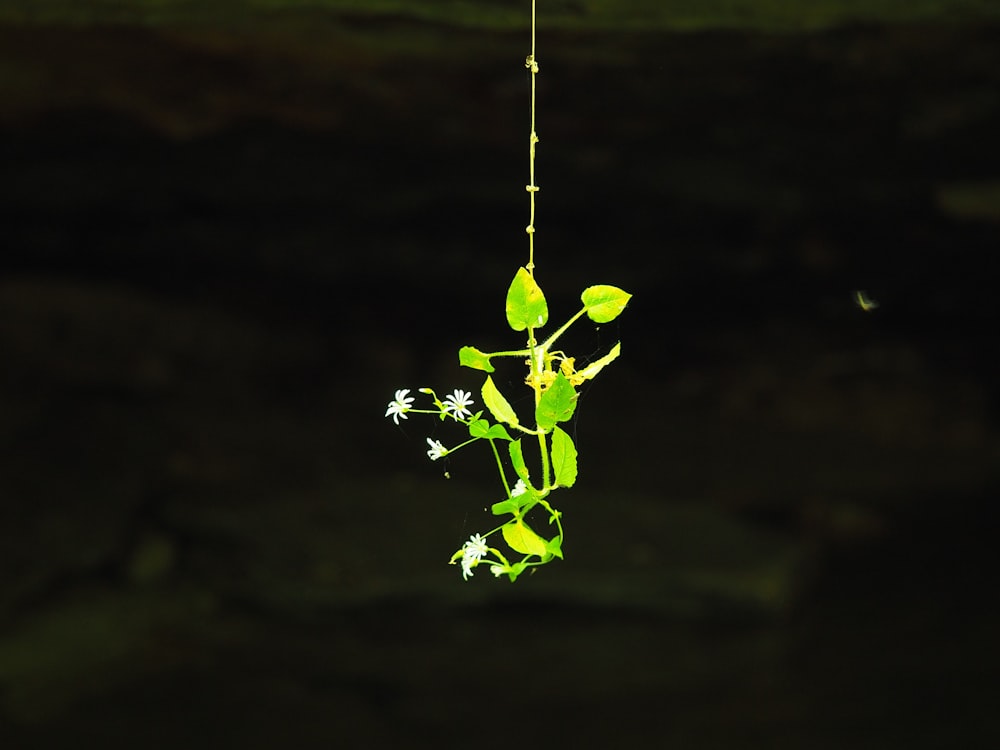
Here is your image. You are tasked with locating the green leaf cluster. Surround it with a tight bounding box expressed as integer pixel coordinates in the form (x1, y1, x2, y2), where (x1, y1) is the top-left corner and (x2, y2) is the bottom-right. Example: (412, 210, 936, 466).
(445, 268, 629, 581)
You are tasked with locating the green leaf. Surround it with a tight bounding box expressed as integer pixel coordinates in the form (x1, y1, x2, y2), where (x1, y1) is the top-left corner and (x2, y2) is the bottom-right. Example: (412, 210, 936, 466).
(491, 499, 517, 516)
(502, 520, 548, 556)
(573, 342, 621, 382)
(505, 267, 548, 332)
(468, 418, 491, 438)
(550, 426, 578, 488)
(545, 534, 564, 560)
(581, 285, 632, 323)
(507, 561, 528, 581)
(491, 485, 532, 515)
(535, 372, 577, 431)
(459, 346, 495, 373)
(508, 440, 532, 485)
(485, 424, 513, 441)
(482, 376, 519, 427)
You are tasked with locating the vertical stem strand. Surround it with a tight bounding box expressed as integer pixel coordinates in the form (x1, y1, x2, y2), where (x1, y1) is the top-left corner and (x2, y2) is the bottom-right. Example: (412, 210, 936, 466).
(526, 0, 539, 276)
(490, 438, 512, 498)
(526, 0, 548, 488)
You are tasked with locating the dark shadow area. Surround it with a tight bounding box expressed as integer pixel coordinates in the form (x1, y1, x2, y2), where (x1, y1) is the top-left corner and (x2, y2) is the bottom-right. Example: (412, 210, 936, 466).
(1, 8, 999, 748)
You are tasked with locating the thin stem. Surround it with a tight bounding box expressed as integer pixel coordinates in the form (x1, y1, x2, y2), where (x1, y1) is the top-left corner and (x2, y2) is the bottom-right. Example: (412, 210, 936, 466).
(539, 306, 589, 355)
(524, 2, 551, 504)
(487, 348, 531, 359)
(489, 438, 512, 498)
(525, 0, 539, 276)
(537, 496, 563, 539)
(448, 437, 482, 454)
(537, 430, 551, 489)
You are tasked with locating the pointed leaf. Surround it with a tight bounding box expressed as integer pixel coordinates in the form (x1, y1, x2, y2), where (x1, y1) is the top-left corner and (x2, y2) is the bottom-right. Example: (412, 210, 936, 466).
(482, 376, 519, 427)
(485, 424, 513, 441)
(491, 484, 532, 515)
(507, 561, 528, 581)
(468, 418, 491, 438)
(550, 426, 578, 488)
(502, 520, 548, 556)
(581, 285, 632, 323)
(544, 533, 563, 559)
(491, 499, 518, 516)
(508, 439, 532, 485)
(505, 267, 548, 332)
(572, 342, 621, 383)
(535, 372, 577, 431)
(459, 346, 495, 373)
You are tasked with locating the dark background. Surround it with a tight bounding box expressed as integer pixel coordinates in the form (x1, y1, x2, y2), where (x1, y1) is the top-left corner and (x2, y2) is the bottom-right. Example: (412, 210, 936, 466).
(2, 2, 999, 747)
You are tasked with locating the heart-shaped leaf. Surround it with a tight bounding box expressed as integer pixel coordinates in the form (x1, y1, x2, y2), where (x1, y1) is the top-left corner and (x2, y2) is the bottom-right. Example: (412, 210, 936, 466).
(506, 267, 548, 332)
(581, 285, 632, 323)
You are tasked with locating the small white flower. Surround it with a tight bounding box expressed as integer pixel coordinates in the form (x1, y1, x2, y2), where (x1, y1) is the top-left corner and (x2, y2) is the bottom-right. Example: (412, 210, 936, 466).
(511, 479, 527, 497)
(457, 535, 490, 581)
(426, 438, 447, 461)
(384, 389, 415, 424)
(443, 389, 474, 420)
(463, 533, 489, 561)
(490, 564, 507, 578)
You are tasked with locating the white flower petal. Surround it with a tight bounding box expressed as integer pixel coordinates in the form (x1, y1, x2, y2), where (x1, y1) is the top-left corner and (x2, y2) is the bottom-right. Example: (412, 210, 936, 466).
(463, 533, 489, 561)
(426, 438, 447, 461)
(443, 389, 474, 420)
(385, 388, 415, 424)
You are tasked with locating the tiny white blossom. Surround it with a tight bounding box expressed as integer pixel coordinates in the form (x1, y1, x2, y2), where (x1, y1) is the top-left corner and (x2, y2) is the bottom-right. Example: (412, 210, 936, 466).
(426, 438, 447, 461)
(384, 389, 415, 424)
(457, 535, 491, 581)
(463, 533, 489, 561)
(443, 389, 475, 420)
(490, 565, 507, 578)
(511, 479, 527, 497)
